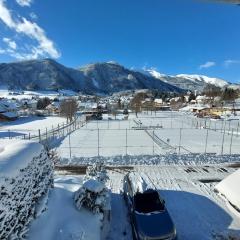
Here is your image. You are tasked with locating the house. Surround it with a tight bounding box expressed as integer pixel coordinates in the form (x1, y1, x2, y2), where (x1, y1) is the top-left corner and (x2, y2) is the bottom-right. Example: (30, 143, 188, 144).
(0, 99, 18, 121)
(21, 99, 38, 110)
(196, 95, 210, 105)
(154, 98, 163, 107)
(46, 101, 61, 113)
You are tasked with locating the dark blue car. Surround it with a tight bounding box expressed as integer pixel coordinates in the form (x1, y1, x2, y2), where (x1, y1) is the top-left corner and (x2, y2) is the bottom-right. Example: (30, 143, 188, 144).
(123, 174, 177, 240)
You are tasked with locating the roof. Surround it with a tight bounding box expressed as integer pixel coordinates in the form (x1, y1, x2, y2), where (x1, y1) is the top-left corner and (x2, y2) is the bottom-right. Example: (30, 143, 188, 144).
(0, 111, 18, 119)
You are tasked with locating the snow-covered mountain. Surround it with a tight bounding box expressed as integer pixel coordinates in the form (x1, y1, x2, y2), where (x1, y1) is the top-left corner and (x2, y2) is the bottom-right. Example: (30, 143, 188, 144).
(176, 74, 228, 88)
(0, 59, 182, 94)
(144, 69, 230, 92)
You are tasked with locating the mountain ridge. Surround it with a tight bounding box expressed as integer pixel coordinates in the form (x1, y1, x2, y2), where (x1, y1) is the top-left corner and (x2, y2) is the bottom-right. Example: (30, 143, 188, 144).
(0, 59, 182, 94)
(0, 59, 237, 94)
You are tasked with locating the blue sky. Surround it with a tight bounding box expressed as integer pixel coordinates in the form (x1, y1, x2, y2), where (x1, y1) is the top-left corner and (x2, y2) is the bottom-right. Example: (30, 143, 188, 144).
(0, 0, 240, 83)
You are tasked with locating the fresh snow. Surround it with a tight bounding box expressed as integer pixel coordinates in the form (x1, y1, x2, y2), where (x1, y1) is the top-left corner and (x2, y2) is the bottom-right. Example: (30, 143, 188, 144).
(0, 140, 43, 183)
(28, 175, 101, 240)
(176, 74, 228, 87)
(82, 178, 105, 193)
(0, 115, 67, 137)
(107, 165, 240, 240)
(215, 168, 240, 212)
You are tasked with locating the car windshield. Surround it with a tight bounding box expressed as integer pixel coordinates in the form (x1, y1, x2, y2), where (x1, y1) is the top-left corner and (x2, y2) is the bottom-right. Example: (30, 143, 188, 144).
(134, 191, 165, 214)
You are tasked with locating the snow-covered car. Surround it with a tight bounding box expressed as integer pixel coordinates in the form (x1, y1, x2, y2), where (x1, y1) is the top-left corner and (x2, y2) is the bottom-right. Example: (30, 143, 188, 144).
(123, 173, 177, 240)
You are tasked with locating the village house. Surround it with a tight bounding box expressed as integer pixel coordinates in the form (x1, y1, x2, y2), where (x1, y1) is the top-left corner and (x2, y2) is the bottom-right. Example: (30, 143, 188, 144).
(0, 99, 18, 121)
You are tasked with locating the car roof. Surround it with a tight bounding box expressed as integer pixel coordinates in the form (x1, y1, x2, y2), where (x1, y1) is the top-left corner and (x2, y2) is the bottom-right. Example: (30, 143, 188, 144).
(126, 172, 156, 195)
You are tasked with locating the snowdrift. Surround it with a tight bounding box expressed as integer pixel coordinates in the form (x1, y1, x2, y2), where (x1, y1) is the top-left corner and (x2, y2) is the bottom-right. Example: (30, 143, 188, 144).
(215, 169, 240, 212)
(0, 141, 53, 239)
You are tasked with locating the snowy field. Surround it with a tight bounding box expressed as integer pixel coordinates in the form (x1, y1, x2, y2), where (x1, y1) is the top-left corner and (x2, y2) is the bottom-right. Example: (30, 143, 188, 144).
(56, 111, 240, 158)
(0, 115, 67, 138)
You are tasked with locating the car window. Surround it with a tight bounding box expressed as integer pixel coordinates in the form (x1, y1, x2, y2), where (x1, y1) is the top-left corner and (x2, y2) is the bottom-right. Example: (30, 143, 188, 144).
(134, 191, 165, 213)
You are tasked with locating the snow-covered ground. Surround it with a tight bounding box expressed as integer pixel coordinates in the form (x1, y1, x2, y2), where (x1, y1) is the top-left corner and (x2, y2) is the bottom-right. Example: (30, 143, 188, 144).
(0, 89, 77, 100)
(1, 111, 240, 240)
(107, 165, 240, 240)
(0, 115, 67, 138)
(56, 111, 240, 158)
(28, 175, 102, 240)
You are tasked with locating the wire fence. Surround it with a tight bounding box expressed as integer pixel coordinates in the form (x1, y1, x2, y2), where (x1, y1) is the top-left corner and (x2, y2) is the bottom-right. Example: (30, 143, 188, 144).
(1, 111, 240, 158)
(57, 124, 240, 159)
(0, 117, 87, 148)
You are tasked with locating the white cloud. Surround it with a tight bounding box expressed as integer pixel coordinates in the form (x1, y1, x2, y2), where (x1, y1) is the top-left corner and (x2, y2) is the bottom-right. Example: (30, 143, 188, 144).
(16, 0, 32, 7)
(30, 12, 37, 20)
(0, 0, 60, 59)
(224, 59, 240, 67)
(3, 37, 17, 49)
(199, 61, 216, 69)
(0, 48, 6, 54)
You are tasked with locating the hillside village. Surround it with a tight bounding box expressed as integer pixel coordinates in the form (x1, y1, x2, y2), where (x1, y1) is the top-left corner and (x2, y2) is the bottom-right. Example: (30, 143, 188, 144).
(0, 84, 240, 123)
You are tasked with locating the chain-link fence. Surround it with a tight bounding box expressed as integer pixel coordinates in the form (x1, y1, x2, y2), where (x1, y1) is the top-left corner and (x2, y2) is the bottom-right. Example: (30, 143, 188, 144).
(57, 122, 240, 159)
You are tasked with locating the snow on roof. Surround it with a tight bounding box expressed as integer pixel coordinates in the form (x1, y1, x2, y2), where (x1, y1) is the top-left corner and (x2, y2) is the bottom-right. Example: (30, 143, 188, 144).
(0, 111, 18, 118)
(215, 169, 240, 211)
(0, 99, 18, 112)
(154, 98, 163, 104)
(0, 141, 43, 184)
(179, 104, 209, 112)
(82, 179, 105, 193)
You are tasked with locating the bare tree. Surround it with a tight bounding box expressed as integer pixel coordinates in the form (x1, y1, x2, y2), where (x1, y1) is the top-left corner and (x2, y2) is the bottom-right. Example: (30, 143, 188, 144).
(130, 92, 145, 117)
(60, 98, 78, 122)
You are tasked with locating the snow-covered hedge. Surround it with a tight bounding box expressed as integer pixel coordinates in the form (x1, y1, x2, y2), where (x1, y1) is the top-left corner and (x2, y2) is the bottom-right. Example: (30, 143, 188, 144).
(0, 141, 53, 239)
(59, 153, 240, 166)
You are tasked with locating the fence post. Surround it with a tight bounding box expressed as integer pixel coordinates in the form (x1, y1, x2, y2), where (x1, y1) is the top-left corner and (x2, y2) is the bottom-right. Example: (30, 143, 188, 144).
(38, 129, 41, 142)
(68, 133, 72, 159)
(178, 128, 182, 154)
(28, 132, 30, 140)
(46, 128, 48, 141)
(8, 129, 10, 139)
(230, 129, 234, 154)
(126, 128, 128, 156)
(52, 125, 54, 138)
(237, 122, 239, 137)
(221, 125, 226, 155)
(204, 129, 209, 154)
(152, 130, 155, 155)
(98, 128, 100, 157)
